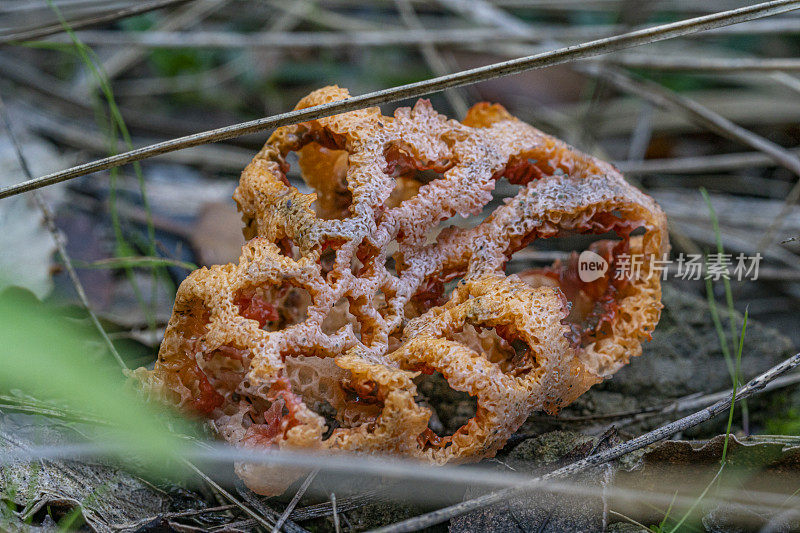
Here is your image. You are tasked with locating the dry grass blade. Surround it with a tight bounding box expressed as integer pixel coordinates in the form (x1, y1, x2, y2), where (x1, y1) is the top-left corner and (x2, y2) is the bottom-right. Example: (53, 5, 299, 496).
(268, 0, 381, 32)
(395, 0, 470, 117)
(0, 93, 126, 370)
(48, 27, 536, 48)
(272, 470, 319, 533)
(290, 0, 752, 9)
(79, 0, 229, 88)
(580, 64, 800, 177)
(210, 488, 386, 531)
(616, 148, 800, 175)
(771, 71, 800, 97)
(111, 504, 239, 531)
(290, 489, 386, 521)
(183, 460, 278, 532)
(234, 478, 309, 533)
(760, 175, 800, 250)
(0, 0, 190, 45)
(438, 0, 531, 35)
(580, 63, 800, 250)
(607, 54, 800, 72)
(370, 351, 800, 532)
(331, 493, 341, 533)
(3, 0, 799, 200)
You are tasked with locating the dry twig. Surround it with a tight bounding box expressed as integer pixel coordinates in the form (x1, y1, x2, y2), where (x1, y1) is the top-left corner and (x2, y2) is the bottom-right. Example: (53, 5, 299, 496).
(272, 470, 318, 533)
(183, 460, 280, 532)
(370, 351, 800, 532)
(330, 493, 342, 533)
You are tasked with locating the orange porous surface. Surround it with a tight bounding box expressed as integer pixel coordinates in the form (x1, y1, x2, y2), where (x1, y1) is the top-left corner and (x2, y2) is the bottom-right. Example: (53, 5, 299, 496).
(133, 86, 669, 495)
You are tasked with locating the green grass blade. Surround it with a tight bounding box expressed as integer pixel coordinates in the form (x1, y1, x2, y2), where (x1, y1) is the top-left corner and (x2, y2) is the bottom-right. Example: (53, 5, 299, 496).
(74, 256, 197, 271)
(722, 307, 748, 464)
(701, 187, 749, 430)
(700, 188, 738, 354)
(668, 464, 725, 533)
(705, 261, 736, 383)
(45, 0, 166, 334)
(656, 490, 679, 531)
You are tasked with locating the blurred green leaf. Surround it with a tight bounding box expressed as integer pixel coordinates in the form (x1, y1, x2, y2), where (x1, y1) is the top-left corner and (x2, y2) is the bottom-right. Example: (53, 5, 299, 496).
(0, 287, 194, 463)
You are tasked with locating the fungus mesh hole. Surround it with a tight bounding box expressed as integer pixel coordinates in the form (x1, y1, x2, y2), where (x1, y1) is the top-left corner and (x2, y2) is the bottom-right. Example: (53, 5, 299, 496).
(285, 356, 384, 430)
(234, 283, 311, 331)
(299, 142, 353, 220)
(415, 372, 478, 438)
(446, 324, 537, 377)
(285, 355, 343, 436)
(507, 212, 647, 345)
(321, 297, 362, 342)
(386, 175, 423, 208)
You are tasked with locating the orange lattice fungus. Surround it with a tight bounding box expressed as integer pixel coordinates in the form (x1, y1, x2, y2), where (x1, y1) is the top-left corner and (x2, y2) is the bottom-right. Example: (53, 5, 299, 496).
(133, 87, 668, 495)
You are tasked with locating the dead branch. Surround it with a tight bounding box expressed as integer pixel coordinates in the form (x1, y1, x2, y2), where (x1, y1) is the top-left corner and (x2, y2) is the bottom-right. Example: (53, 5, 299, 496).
(370, 351, 800, 532)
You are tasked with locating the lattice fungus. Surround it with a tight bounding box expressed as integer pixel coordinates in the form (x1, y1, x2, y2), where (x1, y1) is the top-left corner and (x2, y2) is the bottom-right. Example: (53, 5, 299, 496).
(134, 86, 669, 495)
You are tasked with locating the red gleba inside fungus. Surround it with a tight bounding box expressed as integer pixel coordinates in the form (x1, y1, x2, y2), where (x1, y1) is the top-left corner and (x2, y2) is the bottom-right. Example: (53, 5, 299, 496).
(133, 86, 669, 496)
(191, 370, 225, 415)
(234, 291, 279, 328)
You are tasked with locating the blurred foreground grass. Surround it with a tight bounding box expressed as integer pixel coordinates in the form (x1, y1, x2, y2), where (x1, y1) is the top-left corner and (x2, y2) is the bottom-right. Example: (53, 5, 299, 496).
(0, 286, 195, 469)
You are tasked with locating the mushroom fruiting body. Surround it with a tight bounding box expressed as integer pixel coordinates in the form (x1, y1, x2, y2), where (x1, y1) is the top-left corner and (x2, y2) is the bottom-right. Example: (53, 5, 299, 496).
(134, 87, 668, 495)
